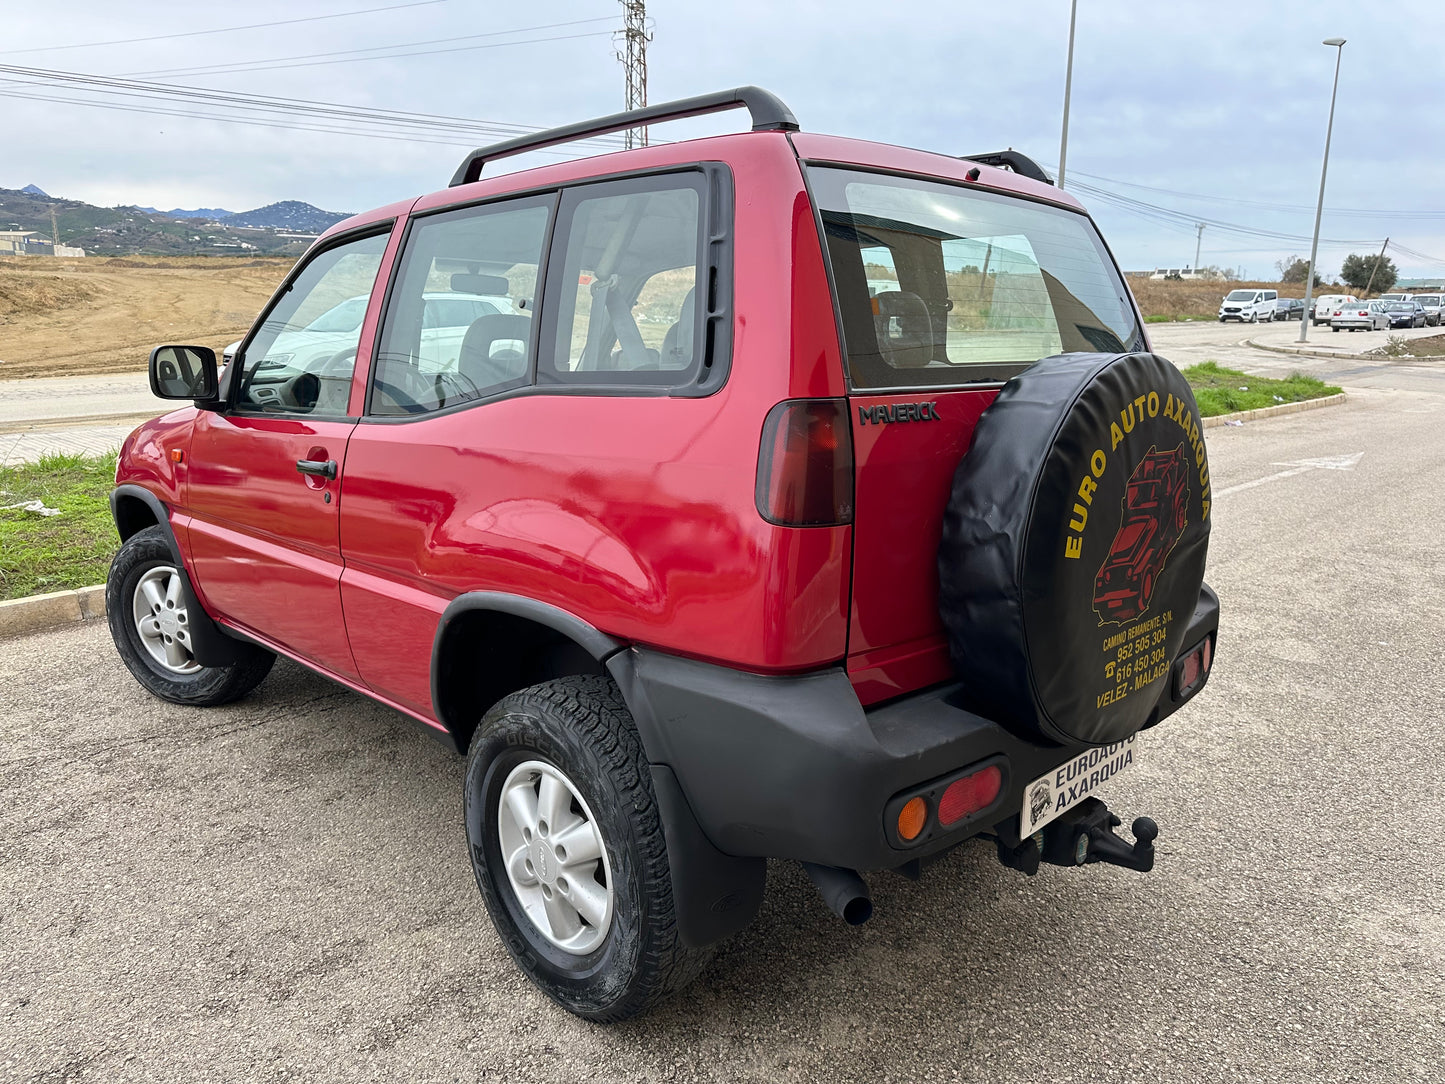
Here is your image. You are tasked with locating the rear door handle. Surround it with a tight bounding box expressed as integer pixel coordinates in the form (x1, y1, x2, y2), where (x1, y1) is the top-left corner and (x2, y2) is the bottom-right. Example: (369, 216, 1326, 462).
(296, 458, 338, 479)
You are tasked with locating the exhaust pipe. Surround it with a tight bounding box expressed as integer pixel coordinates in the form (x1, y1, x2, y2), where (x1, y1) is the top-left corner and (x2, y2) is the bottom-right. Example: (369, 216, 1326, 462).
(802, 862, 873, 925)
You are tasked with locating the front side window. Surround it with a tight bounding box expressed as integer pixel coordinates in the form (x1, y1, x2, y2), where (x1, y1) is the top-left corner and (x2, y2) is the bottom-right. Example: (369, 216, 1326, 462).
(370, 197, 551, 416)
(236, 230, 390, 414)
(540, 176, 705, 387)
(809, 167, 1141, 388)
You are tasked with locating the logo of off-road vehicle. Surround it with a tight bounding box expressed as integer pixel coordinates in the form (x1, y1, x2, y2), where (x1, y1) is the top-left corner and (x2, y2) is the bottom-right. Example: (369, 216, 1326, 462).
(1093, 443, 1190, 624)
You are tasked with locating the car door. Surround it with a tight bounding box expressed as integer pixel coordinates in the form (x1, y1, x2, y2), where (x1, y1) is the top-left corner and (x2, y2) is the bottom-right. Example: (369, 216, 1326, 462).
(338, 195, 555, 715)
(185, 227, 394, 677)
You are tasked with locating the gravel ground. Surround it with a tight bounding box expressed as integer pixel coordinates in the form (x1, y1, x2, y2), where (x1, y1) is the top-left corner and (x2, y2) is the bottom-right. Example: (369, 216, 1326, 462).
(3, 365, 1443, 1082)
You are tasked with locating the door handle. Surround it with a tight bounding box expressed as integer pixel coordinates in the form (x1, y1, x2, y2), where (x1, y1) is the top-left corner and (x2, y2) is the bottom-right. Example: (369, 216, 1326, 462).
(296, 458, 338, 479)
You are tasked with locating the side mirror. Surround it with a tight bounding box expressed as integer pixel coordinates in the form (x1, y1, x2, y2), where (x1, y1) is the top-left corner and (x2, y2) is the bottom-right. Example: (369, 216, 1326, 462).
(149, 345, 219, 404)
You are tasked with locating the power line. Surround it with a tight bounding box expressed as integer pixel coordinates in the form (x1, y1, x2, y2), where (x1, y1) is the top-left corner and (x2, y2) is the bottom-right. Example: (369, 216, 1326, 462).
(128, 19, 620, 81)
(0, 63, 625, 149)
(1069, 179, 1381, 247)
(0, 0, 451, 56)
(1065, 165, 1445, 222)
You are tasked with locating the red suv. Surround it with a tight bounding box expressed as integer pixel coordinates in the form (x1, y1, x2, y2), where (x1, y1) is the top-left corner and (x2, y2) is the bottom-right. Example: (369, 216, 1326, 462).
(108, 88, 1218, 1021)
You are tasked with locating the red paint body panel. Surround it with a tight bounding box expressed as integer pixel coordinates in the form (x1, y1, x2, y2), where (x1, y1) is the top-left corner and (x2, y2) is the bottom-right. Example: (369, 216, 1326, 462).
(845, 388, 999, 705)
(184, 411, 360, 677)
(115, 408, 194, 506)
(118, 129, 1126, 722)
(790, 133, 1087, 212)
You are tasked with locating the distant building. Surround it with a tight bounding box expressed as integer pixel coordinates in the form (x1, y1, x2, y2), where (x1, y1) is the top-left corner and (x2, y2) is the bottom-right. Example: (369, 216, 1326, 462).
(0, 230, 38, 255)
(1148, 266, 1215, 281)
(1398, 278, 1445, 291)
(54, 245, 86, 257)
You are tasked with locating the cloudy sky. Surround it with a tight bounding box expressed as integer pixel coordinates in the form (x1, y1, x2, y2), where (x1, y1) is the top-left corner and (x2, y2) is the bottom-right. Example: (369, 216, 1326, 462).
(4, 0, 1442, 280)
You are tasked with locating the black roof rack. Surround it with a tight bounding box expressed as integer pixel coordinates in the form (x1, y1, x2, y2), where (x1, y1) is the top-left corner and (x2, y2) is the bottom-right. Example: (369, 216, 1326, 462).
(958, 150, 1054, 186)
(449, 86, 799, 187)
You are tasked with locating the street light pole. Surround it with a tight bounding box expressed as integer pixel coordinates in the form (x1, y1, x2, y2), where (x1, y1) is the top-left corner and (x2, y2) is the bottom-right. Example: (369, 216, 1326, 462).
(1057, 0, 1078, 189)
(1299, 38, 1346, 344)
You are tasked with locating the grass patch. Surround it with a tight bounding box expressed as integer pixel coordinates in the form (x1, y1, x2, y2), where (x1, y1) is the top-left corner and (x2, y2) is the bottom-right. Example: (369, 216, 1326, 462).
(1368, 331, 1445, 358)
(0, 450, 119, 600)
(1180, 360, 1342, 418)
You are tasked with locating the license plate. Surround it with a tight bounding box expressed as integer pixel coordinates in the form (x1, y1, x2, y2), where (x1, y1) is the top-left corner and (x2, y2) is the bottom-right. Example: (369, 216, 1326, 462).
(1019, 736, 1139, 837)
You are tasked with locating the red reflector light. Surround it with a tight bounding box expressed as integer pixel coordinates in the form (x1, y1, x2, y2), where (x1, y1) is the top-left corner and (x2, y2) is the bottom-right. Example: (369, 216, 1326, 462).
(938, 765, 1002, 826)
(1180, 651, 1201, 690)
(1202, 636, 1213, 673)
(755, 399, 854, 526)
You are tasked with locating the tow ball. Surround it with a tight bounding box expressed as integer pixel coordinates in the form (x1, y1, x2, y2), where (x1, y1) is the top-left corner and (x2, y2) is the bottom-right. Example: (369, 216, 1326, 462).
(997, 797, 1157, 875)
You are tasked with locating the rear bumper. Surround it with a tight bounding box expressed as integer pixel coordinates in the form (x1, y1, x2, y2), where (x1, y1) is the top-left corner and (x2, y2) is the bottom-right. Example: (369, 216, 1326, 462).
(613, 583, 1219, 872)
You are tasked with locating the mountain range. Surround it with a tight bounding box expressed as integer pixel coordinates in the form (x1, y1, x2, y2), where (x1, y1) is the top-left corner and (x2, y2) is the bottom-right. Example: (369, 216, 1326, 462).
(1, 184, 352, 256)
(135, 206, 234, 220)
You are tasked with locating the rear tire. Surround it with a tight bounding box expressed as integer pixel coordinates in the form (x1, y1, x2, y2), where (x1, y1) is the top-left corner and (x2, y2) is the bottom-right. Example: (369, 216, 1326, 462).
(464, 675, 712, 1021)
(106, 526, 274, 706)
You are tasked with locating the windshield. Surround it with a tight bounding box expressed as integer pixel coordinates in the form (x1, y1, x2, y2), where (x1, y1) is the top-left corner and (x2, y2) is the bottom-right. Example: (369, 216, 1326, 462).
(808, 167, 1141, 388)
(1226, 290, 1256, 301)
(303, 296, 368, 333)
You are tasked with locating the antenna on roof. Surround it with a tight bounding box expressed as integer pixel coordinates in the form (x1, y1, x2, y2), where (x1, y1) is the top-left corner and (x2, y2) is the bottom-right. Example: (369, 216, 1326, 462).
(617, 1, 651, 149)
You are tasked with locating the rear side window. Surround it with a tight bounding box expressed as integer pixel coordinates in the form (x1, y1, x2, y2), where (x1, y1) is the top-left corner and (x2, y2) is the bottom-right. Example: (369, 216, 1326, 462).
(370, 196, 551, 416)
(809, 167, 1142, 388)
(539, 174, 707, 388)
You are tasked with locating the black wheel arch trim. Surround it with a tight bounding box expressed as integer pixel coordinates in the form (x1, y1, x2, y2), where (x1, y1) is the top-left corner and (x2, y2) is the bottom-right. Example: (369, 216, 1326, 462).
(108, 485, 254, 667)
(428, 592, 625, 737)
(430, 593, 762, 948)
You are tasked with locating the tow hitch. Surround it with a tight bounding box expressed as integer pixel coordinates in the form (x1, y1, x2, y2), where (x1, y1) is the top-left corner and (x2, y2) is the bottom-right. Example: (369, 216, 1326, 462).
(997, 798, 1157, 875)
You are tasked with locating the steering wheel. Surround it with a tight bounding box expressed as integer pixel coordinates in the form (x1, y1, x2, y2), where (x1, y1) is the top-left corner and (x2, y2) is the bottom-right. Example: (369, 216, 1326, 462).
(373, 363, 432, 415)
(318, 347, 357, 378)
(277, 372, 320, 411)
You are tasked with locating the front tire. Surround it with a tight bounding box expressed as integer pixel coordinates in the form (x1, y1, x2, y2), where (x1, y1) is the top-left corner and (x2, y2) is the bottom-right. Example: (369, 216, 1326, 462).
(464, 676, 711, 1021)
(106, 526, 274, 705)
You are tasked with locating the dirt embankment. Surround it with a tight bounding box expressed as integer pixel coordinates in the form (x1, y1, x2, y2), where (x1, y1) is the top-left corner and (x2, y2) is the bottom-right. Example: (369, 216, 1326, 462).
(0, 257, 1322, 380)
(0, 255, 292, 380)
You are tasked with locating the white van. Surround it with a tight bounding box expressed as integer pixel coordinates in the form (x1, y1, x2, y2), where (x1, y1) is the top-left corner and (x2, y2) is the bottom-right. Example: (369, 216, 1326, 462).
(1310, 294, 1357, 326)
(1218, 288, 1277, 323)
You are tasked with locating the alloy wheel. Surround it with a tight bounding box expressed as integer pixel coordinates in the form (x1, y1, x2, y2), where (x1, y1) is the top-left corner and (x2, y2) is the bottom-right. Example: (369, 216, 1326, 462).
(131, 566, 200, 674)
(497, 759, 614, 955)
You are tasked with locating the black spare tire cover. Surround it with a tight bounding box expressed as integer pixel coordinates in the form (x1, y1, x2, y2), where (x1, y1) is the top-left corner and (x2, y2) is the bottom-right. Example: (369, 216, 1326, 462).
(939, 352, 1211, 746)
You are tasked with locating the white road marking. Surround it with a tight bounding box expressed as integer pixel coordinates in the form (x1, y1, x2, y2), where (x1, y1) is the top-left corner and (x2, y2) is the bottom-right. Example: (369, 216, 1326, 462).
(1215, 451, 1362, 497)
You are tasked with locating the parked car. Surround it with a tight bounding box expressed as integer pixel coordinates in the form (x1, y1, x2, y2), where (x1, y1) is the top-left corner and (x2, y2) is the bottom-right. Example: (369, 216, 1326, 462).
(1413, 294, 1442, 327)
(1218, 288, 1277, 323)
(1310, 293, 1357, 325)
(220, 291, 514, 370)
(1273, 297, 1306, 321)
(1381, 300, 1427, 329)
(1377, 292, 1412, 303)
(107, 88, 1218, 1021)
(1330, 300, 1389, 332)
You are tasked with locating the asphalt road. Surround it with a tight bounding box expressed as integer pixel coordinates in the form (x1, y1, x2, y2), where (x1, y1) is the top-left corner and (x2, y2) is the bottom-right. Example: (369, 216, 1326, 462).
(3, 337, 1444, 1082)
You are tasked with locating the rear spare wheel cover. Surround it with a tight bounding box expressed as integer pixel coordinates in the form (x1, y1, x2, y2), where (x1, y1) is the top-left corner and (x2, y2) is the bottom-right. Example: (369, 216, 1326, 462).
(938, 352, 1211, 746)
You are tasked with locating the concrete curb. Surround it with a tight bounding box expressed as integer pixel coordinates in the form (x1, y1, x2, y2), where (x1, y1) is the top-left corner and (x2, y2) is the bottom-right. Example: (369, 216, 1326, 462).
(0, 585, 107, 641)
(1202, 392, 1347, 429)
(0, 410, 158, 436)
(1246, 338, 1382, 362)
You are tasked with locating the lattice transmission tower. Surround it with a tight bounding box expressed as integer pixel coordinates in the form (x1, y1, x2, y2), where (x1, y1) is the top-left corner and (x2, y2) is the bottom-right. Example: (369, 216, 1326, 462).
(617, 0, 651, 148)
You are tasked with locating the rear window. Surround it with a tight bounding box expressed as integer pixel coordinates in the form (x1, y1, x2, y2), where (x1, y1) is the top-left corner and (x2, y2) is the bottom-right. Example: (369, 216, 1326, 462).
(808, 167, 1141, 388)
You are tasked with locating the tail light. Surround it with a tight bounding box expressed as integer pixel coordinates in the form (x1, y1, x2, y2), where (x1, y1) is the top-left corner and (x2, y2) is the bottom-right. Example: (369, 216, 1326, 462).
(938, 765, 1003, 826)
(755, 399, 854, 526)
(1175, 634, 1214, 699)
